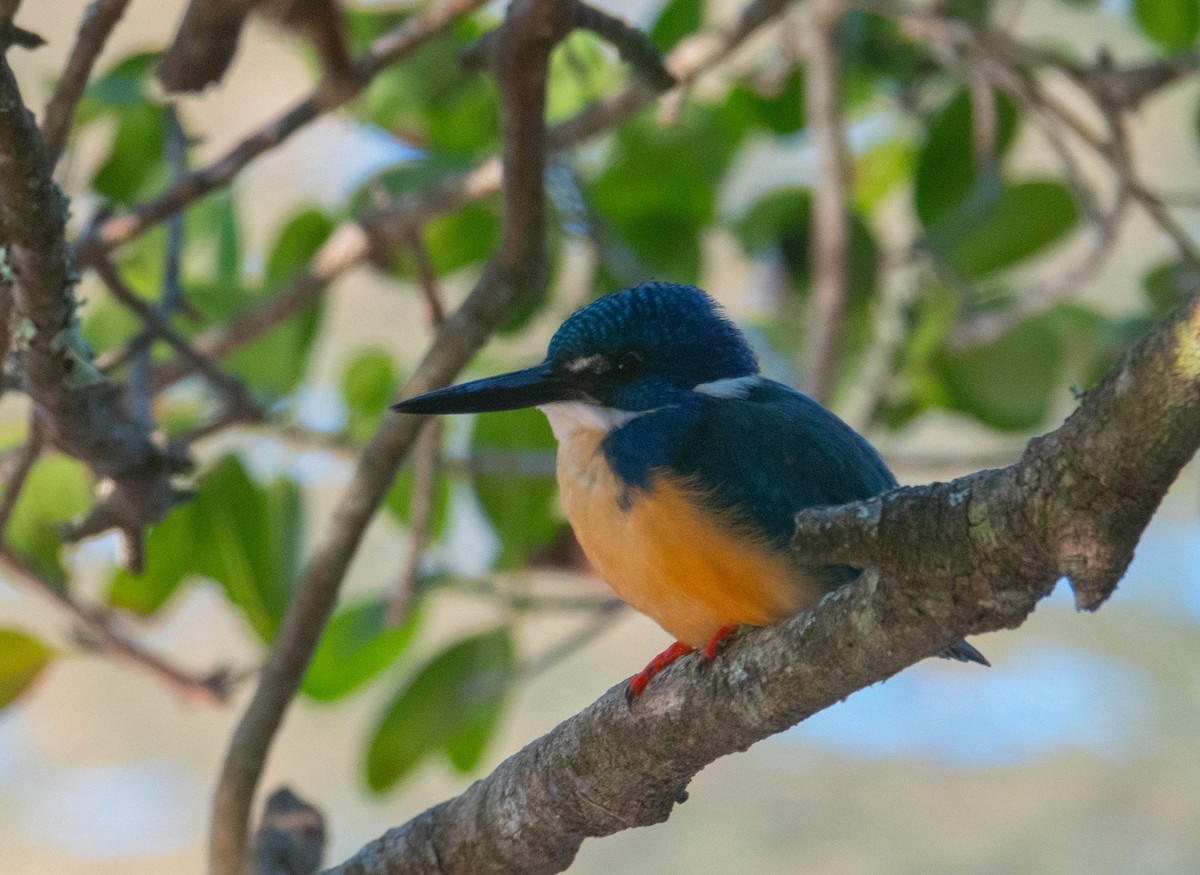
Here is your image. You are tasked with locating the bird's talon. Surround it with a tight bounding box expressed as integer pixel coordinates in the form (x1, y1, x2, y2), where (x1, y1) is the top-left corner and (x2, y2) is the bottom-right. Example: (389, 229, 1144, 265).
(701, 625, 737, 661)
(626, 640, 693, 700)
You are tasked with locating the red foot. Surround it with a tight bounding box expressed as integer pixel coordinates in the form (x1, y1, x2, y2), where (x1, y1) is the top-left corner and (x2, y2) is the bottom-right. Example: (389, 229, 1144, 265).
(701, 625, 737, 661)
(626, 641, 693, 700)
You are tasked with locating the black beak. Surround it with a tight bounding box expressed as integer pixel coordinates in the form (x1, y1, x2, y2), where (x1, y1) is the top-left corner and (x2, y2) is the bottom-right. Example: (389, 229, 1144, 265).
(390, 362, 575, 415)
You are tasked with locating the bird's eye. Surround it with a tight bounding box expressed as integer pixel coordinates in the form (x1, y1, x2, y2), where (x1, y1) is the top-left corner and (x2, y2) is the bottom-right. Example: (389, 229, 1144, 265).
(614, 350, 644, 375)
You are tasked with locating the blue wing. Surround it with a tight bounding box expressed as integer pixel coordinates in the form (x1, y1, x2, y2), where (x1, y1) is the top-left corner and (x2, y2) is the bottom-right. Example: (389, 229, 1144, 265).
(605, 377, 895, 552)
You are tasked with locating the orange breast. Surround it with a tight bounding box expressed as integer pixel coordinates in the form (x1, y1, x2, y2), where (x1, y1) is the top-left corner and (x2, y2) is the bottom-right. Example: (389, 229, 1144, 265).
(556, 425, 820, 648)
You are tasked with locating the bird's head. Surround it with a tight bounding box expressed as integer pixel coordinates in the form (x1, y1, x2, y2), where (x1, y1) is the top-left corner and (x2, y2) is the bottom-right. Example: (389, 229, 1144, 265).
(392, 282, 759, 416)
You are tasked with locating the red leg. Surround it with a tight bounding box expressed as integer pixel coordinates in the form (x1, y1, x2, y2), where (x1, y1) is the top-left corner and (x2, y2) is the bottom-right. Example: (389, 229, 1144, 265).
(701, 625, 737, 661)
(627, 641, 693, 700)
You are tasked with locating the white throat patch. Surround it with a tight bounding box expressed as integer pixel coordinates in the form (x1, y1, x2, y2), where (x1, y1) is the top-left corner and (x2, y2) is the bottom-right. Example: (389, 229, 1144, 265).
(538, 402, 638, 441)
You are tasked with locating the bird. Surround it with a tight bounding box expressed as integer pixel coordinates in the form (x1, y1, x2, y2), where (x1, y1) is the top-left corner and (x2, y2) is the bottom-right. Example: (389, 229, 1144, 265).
(393, 282, 988, 698)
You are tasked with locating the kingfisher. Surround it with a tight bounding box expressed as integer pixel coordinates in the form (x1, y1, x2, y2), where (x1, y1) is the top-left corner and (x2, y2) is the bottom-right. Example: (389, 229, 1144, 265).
(394, 282, 988, 697)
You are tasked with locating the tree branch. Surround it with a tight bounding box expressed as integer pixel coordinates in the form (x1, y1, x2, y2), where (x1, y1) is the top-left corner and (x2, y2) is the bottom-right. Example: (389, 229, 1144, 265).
(206, 0, 572, 871)
(40, 0, 132, 164)
(322, 287, 1200, 875)
(802, 0, 849, 403)
(0, 544, 231, 703)
(0, 52, 190, 555)
(73, 0, 493, 267)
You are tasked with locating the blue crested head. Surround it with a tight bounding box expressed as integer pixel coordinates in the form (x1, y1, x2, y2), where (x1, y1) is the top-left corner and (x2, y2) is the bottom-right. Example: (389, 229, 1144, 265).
(393, 283, 759, 415)
(545, 283, 758, 409)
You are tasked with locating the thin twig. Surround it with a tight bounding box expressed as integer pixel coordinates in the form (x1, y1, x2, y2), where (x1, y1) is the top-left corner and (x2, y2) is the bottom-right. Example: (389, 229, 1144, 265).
(0, 543, 231, 704)
(74, 0, 494, 267)
(386, 232, 447, 626)
(41, 0, 133, 164)
(92, 255, 262, 420)
(0, 423, 42, 537)
(803, 0, 850, 403)
(518, 600, 626, 679)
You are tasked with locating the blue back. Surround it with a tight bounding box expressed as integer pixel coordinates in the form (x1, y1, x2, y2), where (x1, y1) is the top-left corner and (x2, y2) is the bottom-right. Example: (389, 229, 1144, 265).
(603, 378, 895, 587)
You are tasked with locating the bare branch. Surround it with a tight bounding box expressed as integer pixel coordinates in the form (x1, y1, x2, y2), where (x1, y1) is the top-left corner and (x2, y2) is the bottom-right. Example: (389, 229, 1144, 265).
(0, 544, 231, 703)
(74, 0, 493, 267)
(323, 287, 1200, 875)
(387, 232, 446, 626)
(207, 0, 573, 869)
(463, 0, 675, 90)
(802, 0, 850, 403)
(92, 256, 262, 422)
(0, 422, 41, 537)
(159, 0, 356, 96)
(40, 0, 133, 164)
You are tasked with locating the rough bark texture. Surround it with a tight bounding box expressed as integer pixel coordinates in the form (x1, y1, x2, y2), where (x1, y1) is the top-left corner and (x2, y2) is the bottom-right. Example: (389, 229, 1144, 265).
(0, 54, 186, 538)
(321, 294, 1200, 875)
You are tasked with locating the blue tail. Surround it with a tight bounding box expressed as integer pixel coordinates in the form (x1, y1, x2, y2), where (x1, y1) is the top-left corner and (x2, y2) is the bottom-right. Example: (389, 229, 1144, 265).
(939, 639, 990, 667)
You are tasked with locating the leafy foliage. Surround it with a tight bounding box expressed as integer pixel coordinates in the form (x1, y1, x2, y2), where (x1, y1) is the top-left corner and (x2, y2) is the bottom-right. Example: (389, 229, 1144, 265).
(19, 0, 1199, 795)
(0, 629, 54, 711)
(366, 628, 515, 791)
(109, 456, 301, 640)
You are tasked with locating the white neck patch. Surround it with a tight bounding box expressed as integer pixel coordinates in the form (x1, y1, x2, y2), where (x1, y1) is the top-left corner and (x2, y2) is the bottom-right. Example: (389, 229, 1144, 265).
(538, 402, 639, 441)
(694, 375, 760, 399)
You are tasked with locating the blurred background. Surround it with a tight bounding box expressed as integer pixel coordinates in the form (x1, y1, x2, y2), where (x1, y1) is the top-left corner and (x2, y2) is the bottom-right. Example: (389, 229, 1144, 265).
(1, 0, 1199, 872)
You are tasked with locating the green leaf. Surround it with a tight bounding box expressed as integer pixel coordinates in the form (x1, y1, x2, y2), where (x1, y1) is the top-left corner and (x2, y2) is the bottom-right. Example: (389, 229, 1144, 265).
(0, 629, 54, 711)
(355, 19, 498, 157)
(6, 456, 92, 586)
(343, 9, 408, 54)
(341, 349, 399, 442)
(108, 500, 202, 615)
(854, 139, 914, 214)
(590, 104, 739, 283)
(836, 12, 932, 93)
(470, 408, 563, 569)
(215, 193, 242, 286)
(651, 0, 703, 53)
(933, 313, 1066, 430)
(366, 628, 514, 791)
(724, 69, 805, 138)
(423, 203, 499, 276)
(735, 187, 879, 309)
(92, 102, 165, 205)
(264, 208, 335, 288)
(192, 456, 301, 641)
(937, 180, 1078, 280)
(1134, 0, 1200, 50)
(384, 466, 451, 537)
(915, 86, 1019, 229)
(547, 31, 625, 123)
(1142, 260, 1199, 317)
(77, 52, 159, 123)
(302, 598, 422, 701)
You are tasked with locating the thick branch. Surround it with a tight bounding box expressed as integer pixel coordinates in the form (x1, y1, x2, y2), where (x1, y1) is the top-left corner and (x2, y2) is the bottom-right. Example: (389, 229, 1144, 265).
(321, 293, 1200, 873)
(0, 54, 188, 542)
(206, 0, 571, 871)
